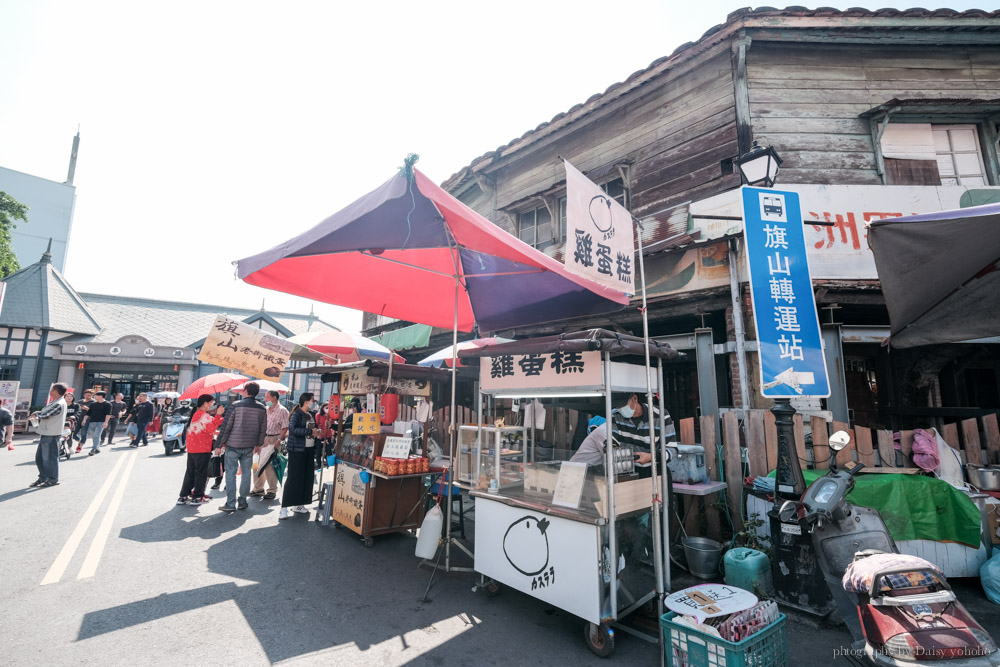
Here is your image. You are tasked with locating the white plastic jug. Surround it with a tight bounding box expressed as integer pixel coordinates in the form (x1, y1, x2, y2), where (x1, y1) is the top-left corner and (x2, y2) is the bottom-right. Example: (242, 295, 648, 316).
(415, 504, 443, 559)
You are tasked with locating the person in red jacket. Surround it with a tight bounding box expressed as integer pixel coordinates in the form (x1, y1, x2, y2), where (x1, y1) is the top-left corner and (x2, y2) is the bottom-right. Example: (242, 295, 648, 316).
(177, 394, 225, 506)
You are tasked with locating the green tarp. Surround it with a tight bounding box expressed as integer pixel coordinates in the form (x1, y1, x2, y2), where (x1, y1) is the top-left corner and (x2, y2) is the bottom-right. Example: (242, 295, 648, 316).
(777, 469, 982, 548)
(371, 324, 433, 350)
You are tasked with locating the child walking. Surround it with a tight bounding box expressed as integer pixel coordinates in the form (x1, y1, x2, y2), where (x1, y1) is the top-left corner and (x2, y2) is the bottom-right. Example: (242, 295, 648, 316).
(177, 394, 225, 506)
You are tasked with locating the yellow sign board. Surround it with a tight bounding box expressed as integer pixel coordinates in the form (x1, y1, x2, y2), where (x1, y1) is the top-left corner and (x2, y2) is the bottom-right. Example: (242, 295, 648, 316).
(332, 464, 367, 535)
(197, 315, 295, 381)
(352, 412, 381, 435)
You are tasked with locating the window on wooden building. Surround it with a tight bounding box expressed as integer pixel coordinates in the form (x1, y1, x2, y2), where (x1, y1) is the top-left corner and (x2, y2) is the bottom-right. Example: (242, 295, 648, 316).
(517, 204, 554, 250)
(0, 357, 20, 382)
(880, 123, 989, 186)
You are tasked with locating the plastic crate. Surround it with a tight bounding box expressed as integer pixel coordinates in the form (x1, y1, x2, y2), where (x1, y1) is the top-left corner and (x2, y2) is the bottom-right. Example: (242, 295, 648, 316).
(661, 612, 788, 667)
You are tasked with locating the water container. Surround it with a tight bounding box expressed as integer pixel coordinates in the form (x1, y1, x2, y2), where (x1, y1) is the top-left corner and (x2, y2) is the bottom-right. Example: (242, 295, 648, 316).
(724, 547, 775, 597)
(415, 504, 443, 559)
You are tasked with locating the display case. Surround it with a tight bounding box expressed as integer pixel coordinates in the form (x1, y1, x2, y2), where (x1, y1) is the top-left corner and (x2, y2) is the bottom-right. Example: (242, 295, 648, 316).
(457, 425, 526, 488)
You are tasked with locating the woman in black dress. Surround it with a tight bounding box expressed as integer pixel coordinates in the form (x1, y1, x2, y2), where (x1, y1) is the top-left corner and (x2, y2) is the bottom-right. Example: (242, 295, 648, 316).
(279, 393, 320, 520)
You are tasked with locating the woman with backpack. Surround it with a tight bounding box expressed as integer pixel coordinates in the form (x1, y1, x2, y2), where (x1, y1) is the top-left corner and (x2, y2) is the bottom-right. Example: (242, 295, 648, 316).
(279, 392, 321, 520)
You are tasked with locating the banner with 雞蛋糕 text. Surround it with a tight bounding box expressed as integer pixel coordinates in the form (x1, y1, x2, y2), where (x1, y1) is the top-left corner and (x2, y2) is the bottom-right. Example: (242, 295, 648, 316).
(197, 315, 295, 381)
(480, 350, 602, 392)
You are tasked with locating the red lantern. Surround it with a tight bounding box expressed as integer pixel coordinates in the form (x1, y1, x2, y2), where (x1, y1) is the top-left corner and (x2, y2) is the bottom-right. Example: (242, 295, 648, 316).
(379, 389, 399, 424)
(329, 394, 341, 420)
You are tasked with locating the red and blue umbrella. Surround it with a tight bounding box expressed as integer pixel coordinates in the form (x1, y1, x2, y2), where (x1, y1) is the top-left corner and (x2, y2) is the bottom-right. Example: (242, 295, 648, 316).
(288, 331, 405, 364)
(418, 337, 512, 368)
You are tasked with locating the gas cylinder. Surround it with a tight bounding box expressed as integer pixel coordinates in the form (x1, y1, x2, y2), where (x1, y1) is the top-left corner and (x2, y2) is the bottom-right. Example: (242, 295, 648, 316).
(380, 389, 399, 424)
(724, 547, 775, 597)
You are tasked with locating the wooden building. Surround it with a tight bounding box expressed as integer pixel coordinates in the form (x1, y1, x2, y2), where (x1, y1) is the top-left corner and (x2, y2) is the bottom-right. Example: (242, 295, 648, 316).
(365, 7, 1000, 433)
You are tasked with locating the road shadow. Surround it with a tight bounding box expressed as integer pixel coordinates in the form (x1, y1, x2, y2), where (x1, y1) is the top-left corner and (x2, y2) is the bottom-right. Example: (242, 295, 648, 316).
(0, 487, 43, 503)
(120, 505, 257, 543)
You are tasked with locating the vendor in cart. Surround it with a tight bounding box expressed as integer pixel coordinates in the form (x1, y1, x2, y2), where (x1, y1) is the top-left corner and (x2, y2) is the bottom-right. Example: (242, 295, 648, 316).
(570, 393, 675, 476)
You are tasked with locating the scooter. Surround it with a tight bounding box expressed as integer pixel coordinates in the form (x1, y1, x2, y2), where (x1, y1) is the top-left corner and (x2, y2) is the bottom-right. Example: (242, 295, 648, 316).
(779, 431, 1000, 666)
(162, 408, 190, 456)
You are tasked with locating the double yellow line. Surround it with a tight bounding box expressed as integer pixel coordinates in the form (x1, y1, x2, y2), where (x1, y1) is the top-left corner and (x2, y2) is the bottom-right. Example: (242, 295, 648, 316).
(40, 450, 139, 585)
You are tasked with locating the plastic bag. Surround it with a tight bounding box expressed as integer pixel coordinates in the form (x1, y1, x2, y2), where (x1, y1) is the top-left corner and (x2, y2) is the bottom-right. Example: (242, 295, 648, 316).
(982, 551, 1000, 606)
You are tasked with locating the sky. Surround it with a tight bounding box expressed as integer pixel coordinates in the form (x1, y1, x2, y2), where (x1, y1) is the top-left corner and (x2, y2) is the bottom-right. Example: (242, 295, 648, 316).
(0, 0, 992, 333)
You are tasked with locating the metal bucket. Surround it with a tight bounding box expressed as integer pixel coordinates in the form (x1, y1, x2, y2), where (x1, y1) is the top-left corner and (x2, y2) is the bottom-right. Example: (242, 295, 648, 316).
(683, 537, 723, 579)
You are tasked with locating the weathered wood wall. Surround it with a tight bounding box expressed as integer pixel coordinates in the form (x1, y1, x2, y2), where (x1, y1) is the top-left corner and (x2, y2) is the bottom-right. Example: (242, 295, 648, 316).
(747, 43, 1000, 184)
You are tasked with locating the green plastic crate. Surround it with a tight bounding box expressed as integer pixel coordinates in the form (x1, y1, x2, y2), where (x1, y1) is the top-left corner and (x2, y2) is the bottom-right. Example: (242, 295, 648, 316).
(661, 612, 788, 667)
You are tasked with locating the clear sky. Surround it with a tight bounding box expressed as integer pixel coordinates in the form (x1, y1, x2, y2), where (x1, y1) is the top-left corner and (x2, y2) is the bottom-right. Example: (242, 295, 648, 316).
(0, 1, 990, 332)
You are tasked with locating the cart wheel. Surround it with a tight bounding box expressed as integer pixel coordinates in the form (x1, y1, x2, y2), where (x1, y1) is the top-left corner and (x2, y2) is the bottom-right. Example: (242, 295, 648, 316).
(363, 537, 374, 548)
(484, 581, 502, 598)
(584, 622, 615, 658)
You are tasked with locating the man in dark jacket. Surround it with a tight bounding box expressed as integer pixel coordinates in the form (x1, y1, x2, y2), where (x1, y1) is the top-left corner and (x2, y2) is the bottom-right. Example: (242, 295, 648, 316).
(214, 381, 267, 512)
(130, 393, 156, 448)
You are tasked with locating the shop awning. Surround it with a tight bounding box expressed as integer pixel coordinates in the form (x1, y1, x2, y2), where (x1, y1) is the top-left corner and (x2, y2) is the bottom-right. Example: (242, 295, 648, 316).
(869, 201, 1000, 348)
(372, 324, 433, 350)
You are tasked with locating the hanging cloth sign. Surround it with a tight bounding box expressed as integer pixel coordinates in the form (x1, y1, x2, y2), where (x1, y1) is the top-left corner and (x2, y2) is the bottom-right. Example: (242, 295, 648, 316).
(198, 315, 294, 381)
(563, 159, 635, 295)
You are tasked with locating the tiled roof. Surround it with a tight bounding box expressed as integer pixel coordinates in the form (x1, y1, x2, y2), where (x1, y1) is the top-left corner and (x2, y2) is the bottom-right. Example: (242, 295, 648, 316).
(0, 250, 102, 335)
(441, 6, 1000, 190)
(73, 294, 340, 348)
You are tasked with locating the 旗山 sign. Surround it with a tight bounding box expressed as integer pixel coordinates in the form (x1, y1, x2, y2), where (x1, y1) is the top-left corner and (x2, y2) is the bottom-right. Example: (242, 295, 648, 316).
(480, 350, 602, 391)
(743, 187, 830, 398)
(332, 464, 367, 535)
(339, 368, 431, 397)
(197, 315, 295, 381)
(563, 160, 635, 295)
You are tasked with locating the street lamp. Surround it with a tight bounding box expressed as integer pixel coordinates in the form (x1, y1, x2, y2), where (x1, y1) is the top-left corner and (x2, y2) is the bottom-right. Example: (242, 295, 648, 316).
(734, 141, 782, 188)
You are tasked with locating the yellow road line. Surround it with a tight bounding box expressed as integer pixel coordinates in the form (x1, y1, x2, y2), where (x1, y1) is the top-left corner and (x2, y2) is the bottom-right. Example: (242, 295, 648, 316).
(77, 451, 138, 580)
(40, 453, 128, 586)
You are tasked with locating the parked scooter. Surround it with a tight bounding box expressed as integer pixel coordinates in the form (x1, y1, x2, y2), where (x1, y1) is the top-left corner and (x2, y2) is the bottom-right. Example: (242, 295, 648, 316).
(58, 417, 76, 460)
(162, 404, 192, 456)
(779, 431, 1000, 666)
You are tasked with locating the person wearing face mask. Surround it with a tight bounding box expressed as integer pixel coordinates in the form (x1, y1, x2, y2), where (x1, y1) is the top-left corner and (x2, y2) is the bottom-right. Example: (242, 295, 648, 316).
(279, 392, 322, 520)
(250, 390, 288, 501)
(570, 393, 675, 475)
(177, 394, 225, 505)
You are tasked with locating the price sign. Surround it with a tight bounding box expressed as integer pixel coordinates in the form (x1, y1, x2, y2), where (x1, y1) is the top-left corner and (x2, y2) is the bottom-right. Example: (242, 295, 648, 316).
(381, 435, 411, 460)
(352, 412, 381, 435)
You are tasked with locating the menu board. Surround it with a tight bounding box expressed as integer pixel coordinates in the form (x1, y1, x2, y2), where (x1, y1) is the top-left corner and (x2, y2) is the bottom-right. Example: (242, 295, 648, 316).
(381, 435, 411, 459)
(332, 464, 367, 535)
(551, 461, 588, 509)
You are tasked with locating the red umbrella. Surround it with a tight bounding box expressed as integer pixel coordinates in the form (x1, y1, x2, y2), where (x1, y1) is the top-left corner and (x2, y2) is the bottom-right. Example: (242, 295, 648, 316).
(179, 372, 249, 400)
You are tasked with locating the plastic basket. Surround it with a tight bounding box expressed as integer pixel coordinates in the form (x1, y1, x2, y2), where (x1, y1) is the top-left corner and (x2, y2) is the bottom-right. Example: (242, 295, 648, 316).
(661, 612, 788, 667)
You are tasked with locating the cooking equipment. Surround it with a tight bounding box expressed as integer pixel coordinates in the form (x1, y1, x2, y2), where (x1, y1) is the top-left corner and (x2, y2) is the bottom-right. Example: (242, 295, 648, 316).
(966, 464, 1000, 491)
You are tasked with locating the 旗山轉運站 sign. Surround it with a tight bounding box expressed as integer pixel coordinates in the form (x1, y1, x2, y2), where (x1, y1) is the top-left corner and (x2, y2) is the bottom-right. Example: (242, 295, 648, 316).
(562, 160, 635, 295)
(742, 187, 830, 398)
(197, 315, 295, 381)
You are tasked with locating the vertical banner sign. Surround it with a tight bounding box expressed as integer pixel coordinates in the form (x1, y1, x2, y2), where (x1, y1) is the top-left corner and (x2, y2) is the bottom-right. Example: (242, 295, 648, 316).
(742, 187, 830, 398)
(563, 160, 635, 295)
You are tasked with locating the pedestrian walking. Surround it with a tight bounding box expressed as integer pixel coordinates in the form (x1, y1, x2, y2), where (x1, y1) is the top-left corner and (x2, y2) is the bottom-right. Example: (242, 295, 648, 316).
(1, 401, 13, 451)
(73, 389, 94, 452)
(130, 393, 155, 447)
(250, 390, 288, 501)
(177, 395, 225, 505)
(102, 393, 127, 446)
(29, 383, 68, 488)
(279, 393, 320, 520)
(214, 382, 267, 512)
(85, 391, 113, 456)
(314, 403, 334, 470)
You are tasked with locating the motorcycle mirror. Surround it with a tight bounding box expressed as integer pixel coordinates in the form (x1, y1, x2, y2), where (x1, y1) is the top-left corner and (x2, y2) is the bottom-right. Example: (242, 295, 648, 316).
(829, 430, 851, 452)
(778, 500, 797, 523)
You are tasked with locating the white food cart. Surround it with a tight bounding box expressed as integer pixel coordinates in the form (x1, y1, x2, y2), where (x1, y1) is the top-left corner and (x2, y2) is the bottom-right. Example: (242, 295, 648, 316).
(459, 331, 679, 657)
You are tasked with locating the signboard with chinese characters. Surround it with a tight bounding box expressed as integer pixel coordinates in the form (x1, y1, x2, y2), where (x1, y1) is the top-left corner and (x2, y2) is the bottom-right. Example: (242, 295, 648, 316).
(14, 388, 31, 431)
(0, 381, 19, 424)
(563, 160, 635, 295)
(332, 463, 367, 535)
(479, 350, 602, 392)
(338, 368, 431, 397)
(381, 435, 411, 459)
(352, 412, 381, 435)
(197, 315, 295, 381)
(743, 187, 830, 398)
(665, 584, 758, 624)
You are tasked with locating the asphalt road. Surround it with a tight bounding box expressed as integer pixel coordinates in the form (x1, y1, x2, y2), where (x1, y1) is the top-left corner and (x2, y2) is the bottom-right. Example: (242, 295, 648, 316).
(3, 432, 999, 666)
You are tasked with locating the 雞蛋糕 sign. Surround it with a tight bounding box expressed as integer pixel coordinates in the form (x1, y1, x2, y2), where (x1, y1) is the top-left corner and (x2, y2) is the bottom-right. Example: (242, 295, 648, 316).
(479, 350, 602, 392)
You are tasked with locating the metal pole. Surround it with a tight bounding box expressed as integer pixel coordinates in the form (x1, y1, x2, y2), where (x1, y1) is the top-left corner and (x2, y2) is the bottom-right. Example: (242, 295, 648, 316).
(727, 239, 752, 410)
(445, 274, 459, 571)
(771, 398, 804, 503)
(602, 352, 618, 621)
(635, 219, 666, 666)
(658, 359, 671, 595)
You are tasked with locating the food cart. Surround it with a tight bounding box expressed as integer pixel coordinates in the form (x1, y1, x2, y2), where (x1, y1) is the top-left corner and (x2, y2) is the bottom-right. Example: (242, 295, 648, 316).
(459, 330, 678, 657)
(307, 360, 450, 546)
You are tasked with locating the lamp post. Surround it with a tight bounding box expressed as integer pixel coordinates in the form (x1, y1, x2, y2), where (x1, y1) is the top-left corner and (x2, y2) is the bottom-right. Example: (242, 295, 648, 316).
(734, 141, 783, 188)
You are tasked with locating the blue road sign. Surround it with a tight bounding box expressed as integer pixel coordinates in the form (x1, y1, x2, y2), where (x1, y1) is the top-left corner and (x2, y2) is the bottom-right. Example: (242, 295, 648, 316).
(742, 187, 830, 398)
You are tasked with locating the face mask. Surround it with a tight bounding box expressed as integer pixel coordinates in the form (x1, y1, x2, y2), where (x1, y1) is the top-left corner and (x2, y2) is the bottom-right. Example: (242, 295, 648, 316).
(618, 404, 635, 419)
(266, 400, 274, 408)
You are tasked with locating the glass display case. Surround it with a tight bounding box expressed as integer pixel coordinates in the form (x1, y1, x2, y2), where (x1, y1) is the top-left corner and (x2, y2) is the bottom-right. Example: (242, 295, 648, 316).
(457, 425, 526, 488)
